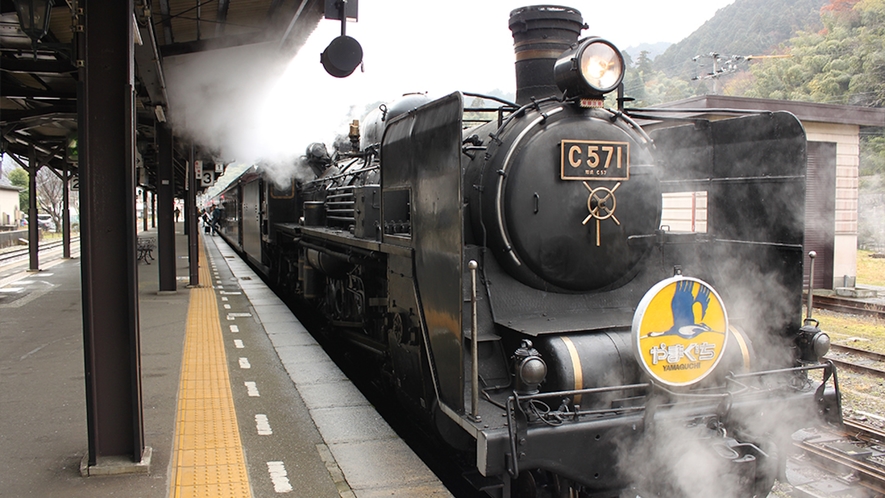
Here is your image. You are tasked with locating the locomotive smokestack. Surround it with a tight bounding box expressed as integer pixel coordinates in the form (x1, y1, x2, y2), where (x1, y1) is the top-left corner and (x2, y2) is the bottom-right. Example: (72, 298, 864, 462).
(509, 5, 585, 105)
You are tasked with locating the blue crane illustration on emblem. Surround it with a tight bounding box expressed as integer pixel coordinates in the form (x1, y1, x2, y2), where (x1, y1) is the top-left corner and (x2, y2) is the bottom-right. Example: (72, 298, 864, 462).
(648, 280, 713, 339)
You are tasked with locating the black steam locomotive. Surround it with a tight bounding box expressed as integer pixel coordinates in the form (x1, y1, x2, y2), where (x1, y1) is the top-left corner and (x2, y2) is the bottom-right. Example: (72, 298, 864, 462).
(213, 5, 840, 497)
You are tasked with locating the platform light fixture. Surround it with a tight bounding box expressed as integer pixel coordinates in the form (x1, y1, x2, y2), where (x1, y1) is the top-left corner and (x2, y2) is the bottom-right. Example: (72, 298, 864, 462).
(13, 0, 53, 46)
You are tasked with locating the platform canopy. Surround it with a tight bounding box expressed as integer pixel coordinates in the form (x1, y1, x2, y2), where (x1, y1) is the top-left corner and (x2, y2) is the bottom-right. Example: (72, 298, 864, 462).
(0, 0, 325, 196)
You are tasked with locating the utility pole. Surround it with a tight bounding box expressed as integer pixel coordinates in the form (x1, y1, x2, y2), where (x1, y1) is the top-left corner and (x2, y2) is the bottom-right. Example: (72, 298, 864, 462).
(692, 53, 791, 94)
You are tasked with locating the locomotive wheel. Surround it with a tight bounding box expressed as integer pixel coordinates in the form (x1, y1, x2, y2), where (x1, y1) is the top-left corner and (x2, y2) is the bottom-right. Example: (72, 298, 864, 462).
(514, 471, 577, 498)
(390, 312, 407, 344)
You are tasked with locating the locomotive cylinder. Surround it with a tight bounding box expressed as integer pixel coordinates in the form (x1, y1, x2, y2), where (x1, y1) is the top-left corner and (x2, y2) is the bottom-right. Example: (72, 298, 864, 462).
(509, 5, 585, 104)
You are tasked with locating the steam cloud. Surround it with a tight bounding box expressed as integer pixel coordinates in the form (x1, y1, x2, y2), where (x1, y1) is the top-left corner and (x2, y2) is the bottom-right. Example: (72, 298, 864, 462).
(613, 131, 822, 497)
(163, 41, 371, 190)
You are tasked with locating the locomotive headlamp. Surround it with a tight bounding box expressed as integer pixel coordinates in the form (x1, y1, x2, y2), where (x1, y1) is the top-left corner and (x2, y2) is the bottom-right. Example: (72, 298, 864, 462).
(554, 38, 625, 98)
(513, 340, 547, 395)
(796, 318, 831, 363)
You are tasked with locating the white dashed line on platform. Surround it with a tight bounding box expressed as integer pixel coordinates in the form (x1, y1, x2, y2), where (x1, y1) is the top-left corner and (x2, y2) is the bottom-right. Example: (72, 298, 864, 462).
(255, 414, 272, 435)
(266, 461, 293, 493)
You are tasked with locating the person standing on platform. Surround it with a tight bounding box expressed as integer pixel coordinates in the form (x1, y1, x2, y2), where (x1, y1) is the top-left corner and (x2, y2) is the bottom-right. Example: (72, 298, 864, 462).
(201, 209, 210, 234)
(174, 206, 181, 222)
(209, 206, 221, 235)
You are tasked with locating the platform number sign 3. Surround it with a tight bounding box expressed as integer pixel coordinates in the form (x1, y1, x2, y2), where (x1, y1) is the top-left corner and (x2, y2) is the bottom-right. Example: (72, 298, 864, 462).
(201, 171, 216, 187)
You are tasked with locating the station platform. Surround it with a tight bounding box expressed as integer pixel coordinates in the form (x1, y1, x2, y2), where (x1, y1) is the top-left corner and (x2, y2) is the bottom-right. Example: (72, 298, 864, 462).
(0, 225, 451, 497)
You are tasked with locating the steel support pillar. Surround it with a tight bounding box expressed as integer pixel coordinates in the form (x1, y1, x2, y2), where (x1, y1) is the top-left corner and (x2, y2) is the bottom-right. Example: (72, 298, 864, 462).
(63, 163, 71, 259)
(156, 122, 176, 292)
(78, 0, 147, 471)
(187, 144, 199, 287)
(27, 144, 38, 271)
(142, 189, 148, 232)
(150, 191, 156, 228)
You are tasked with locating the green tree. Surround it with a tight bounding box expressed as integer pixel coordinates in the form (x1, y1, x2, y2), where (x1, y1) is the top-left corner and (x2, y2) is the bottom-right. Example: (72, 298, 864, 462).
(860, 130, 885, 176)
(7, 167, 28, 211)
(745, 0, 885, 106)
(622, 50, 695, 107)
(636, 51, 654, 78)
(744, 0, 885, 182)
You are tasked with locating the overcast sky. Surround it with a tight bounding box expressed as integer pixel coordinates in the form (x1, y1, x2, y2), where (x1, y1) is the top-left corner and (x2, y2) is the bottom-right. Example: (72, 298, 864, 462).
(241, 0, 737, 164)
(278, 0, 736, 103)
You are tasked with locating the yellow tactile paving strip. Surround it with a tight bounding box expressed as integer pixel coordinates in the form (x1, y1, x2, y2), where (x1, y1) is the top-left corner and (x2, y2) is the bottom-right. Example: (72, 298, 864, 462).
(170, 239, 252, 498)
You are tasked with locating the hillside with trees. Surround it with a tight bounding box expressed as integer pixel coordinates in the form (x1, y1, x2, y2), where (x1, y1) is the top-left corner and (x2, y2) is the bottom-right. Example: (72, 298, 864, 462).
(623, 0, 829, 105)
(653, 0, 829, 82)
(739, 0, 884, 107)
(731, 0, 884, 249)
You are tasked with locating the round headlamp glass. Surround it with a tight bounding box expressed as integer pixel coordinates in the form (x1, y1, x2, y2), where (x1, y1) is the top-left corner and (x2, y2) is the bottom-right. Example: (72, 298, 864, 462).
(579, 40, 624, 93)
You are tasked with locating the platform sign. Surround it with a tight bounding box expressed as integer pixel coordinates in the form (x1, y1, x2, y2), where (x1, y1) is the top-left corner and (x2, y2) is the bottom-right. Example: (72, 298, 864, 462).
(201, 171, 216, 187)
(194, 160, 203, 177)
(632, 276, 729, 387)
(70, 174, 79, 191)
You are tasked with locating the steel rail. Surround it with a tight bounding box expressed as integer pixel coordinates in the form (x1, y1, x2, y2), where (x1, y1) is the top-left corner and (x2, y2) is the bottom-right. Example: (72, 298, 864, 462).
(830, 344, 885, 365)
(827, 358, 885, 381)
(826, 344, 885, 381)
(797, 437, 885, 495)
(813, 294, 885, 319)
(0, 237, 80, 265)
(843, 419, 885, 444)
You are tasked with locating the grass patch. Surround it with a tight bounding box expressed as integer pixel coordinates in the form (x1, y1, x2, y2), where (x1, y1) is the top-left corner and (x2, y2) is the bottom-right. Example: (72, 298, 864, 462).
(857, 249, 885, 287)
(813, 307, 885, 352)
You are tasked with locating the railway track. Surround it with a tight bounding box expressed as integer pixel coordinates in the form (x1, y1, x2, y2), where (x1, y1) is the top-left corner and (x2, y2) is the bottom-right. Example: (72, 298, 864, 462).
(826, 344, 885, 381)
(784, 343, 885, 496)
(0, 238, 79, 266)
(812, 294, 885, 319)
(791, 419, 885, 497)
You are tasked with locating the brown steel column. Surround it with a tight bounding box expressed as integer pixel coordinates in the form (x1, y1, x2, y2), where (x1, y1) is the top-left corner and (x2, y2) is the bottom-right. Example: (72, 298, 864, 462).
(27, 144, 39, 271)
(150, 191, 156, 228)
(187, 145, 199, 286)
(78, 0, 146, 468)
(156, 122, 176, 292)
(142, 189, 148, 232)
(63, 163, 71, 259)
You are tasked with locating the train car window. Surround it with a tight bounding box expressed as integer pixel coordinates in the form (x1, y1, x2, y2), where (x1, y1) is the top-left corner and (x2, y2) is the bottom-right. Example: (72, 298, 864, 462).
(270, 180, 296, 199)
(661, 191, 708, 233)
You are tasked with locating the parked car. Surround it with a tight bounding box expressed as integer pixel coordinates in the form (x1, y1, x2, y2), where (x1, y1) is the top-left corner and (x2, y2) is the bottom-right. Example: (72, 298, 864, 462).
(37, 213, 56, 231)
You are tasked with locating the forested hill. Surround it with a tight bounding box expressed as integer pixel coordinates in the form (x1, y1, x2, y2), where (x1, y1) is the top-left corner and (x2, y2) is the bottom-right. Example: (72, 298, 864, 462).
(652, 0, 828, 79)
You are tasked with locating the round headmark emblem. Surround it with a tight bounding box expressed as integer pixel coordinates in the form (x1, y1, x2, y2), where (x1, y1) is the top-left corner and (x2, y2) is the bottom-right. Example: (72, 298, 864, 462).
(632, 276, 729, 387)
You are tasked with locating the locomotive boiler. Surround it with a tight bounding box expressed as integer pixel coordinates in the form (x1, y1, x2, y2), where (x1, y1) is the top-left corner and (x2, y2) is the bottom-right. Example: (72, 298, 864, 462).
(214, 5, 841, 497)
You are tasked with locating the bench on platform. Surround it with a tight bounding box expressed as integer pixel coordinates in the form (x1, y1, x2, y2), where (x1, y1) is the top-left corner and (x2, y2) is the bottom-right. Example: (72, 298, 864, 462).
(137, 237, 155, 264)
